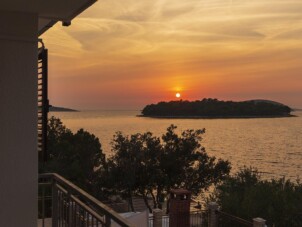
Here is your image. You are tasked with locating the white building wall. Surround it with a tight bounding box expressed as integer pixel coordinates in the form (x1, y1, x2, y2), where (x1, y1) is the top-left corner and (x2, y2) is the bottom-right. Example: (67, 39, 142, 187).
(0, 11, 38, 227)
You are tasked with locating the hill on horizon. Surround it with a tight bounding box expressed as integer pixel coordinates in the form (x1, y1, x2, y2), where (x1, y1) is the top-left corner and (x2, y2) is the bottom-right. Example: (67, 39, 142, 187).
(247, 99, 291, 107)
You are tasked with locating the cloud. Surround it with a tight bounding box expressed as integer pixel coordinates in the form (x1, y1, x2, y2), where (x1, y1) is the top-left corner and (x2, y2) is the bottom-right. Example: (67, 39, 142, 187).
(274, 28, 302, 40)
(42, 0, 302, 108)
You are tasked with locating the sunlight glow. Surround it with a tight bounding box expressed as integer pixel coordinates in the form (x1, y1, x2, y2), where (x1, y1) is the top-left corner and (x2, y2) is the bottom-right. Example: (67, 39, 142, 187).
(42, 0, 302, 109)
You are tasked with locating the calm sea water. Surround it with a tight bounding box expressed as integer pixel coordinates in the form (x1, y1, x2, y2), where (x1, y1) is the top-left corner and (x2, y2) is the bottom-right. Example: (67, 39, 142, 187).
(51, 110, 302, 180)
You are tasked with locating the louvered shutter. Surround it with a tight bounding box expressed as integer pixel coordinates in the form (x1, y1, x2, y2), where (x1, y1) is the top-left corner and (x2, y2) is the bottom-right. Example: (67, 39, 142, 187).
(38, 45, 49, 162)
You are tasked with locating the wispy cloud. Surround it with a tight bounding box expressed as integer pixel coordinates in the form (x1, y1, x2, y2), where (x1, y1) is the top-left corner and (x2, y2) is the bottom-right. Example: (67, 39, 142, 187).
(42, 0, 302, 108)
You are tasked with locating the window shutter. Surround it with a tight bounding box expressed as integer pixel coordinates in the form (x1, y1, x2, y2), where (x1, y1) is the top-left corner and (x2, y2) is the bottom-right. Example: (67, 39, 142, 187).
(38, 44, 49, 163)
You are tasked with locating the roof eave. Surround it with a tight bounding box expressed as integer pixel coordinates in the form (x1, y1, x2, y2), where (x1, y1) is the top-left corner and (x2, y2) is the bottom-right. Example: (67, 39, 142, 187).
(38, 0, 97, 35)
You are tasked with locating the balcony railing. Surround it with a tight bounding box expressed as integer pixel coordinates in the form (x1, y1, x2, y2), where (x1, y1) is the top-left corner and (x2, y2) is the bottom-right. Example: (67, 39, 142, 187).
(208, 202, 266, 227)
(148, 210, 207, 227)
(38, 173, 135, 227)
(216, 210, 253, 227)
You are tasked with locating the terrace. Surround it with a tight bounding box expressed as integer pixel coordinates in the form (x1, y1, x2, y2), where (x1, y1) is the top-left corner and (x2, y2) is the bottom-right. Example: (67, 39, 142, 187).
(37, 174, 266, 227)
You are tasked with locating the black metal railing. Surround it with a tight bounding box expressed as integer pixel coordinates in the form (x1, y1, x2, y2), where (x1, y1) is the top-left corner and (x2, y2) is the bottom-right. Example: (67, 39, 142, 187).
(148, 210, 207, 227)
(265, 212, 302, 227)
(217, 210, 253, 227)
(38, 173, 135, 227)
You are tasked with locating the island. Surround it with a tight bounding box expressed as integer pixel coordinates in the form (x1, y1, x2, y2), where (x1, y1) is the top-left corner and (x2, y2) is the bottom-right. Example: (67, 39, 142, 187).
(49, 106, 78, 112)
(140, 98, 293, 118)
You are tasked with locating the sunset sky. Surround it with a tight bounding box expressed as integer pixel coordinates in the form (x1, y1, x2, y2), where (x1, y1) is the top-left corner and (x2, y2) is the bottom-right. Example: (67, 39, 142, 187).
(42, 0, 302, 110)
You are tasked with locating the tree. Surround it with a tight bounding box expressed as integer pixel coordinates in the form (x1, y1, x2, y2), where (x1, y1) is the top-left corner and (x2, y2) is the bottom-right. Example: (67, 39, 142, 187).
(211, 167, 302, 227)
(158, 125, 231, 212)
(141, 99, 292, 117)
(41, 117, 105, 194)
(100, 132, 162, 212)
(103, 125, 231, 212)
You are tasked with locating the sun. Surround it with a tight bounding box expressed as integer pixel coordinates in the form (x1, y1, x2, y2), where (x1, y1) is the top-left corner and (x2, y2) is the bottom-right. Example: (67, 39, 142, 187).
(175, 92, 181, 98)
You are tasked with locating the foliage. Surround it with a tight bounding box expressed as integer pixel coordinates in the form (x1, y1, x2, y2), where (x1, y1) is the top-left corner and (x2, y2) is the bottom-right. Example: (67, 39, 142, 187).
(101, 125, 231, 212)
(99, 131, 163, 211)
(142, 98, 292, 117)
(40, 117, 105, 194)
(43, 118, 230, 213)
(211, 167, 302, 227)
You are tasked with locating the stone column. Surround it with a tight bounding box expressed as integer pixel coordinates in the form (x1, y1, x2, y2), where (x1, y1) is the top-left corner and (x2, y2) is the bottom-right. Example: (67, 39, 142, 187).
(208, 202, 218, 227)
(253, 217, 266, 227)
(153, 209, 163, 227)
(0, 10, 38, 227)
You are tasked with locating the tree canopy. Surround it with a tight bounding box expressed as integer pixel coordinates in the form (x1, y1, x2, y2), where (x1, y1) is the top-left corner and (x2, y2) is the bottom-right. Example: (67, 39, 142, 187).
(141, 98, 292, 117)
(211, 167, 302, 227)
(40, 117, 105, 194)
(43, 118, 230, 212)
(100, 125, 231, 212)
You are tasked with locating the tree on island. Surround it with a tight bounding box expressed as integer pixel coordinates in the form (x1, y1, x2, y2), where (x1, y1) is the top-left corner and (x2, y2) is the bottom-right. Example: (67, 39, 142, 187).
(100, 125, 231, 212)
(141, 98, 292, 117)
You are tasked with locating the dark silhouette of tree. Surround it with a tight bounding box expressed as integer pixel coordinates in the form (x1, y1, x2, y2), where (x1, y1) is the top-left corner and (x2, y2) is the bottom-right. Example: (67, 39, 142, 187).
(101, 132, 162, 212)
(41, 117, 105, 195)
(44, 118, 231, 213)
(142, 99, 292, 117)
(212, 167, 302, 227)
(102, 125, 231, 212)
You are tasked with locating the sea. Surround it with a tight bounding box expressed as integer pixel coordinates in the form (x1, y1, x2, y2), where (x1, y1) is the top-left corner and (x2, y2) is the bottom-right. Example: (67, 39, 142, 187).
(51, 110, 302, 181)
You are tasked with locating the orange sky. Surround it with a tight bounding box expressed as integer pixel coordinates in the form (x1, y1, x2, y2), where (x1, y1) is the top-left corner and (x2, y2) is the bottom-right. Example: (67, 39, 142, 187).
(42, 0, 302, 109)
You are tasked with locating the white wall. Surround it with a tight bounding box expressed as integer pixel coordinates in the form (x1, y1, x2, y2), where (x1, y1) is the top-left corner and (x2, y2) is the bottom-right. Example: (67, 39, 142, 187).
(0, 11, 38, 227)
(112, 211, 149, 227)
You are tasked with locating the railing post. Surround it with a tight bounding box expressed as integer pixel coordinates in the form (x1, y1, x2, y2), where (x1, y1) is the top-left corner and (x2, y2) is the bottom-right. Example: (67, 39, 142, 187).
(208, 202, 218, 227)
(253, 217, 266, 227)
(105, 215, 111, 227)
(52, 180, 58, 227)
(153, 209, 163, 227)
(42, 186, 45, 227)
(68, 198, 73, 227)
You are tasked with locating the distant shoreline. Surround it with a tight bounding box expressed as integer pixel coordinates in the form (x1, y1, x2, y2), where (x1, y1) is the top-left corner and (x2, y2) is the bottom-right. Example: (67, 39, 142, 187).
(49, 106, 79, 112)
(137, 114, 296, 119)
